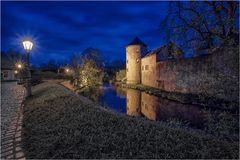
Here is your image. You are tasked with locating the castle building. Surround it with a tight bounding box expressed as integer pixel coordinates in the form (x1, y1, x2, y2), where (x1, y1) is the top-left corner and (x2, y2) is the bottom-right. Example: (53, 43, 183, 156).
(126, 37, 183, 87)
(125, 37, 238, 104)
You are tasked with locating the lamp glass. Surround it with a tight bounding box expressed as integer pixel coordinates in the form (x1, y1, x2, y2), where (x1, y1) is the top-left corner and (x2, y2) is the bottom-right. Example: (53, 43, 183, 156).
(22, 40, 33, 52)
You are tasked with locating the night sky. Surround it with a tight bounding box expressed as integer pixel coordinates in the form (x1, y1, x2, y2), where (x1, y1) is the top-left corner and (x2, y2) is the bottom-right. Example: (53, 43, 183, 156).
(1, 1, 169, 66)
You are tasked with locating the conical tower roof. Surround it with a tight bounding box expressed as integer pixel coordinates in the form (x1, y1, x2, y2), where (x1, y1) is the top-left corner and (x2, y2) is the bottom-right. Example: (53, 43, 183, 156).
(126, 37, 147, 47)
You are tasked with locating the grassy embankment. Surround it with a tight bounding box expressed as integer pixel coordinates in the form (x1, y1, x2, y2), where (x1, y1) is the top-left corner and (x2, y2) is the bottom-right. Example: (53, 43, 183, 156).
(115, 82, 238, 112)
(22, 82, 239, 159)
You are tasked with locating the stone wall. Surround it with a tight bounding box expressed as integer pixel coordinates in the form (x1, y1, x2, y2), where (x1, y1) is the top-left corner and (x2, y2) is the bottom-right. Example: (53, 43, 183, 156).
(141, 54, 157, 87)
(156, 44, 239, 102)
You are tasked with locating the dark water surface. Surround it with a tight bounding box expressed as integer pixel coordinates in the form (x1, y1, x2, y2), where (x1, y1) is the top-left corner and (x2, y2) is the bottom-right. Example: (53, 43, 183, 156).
(98, 83, 207, 128)
(83, 83, 238, 136)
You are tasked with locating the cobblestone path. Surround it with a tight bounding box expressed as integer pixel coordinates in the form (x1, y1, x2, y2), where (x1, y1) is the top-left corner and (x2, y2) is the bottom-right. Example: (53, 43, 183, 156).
(1, 82, 26, 159)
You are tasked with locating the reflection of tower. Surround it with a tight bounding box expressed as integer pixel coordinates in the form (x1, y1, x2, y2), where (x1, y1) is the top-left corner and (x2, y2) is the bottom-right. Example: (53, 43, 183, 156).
(141, 92, 158, 120)
(126, 37, 147, 84)
(126, 89, 141, 116)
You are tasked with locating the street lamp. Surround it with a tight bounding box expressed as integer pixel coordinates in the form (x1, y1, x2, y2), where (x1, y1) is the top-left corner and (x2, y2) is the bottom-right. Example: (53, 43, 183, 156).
(22, 38, 33, 97)
(17, 64, 22, 69)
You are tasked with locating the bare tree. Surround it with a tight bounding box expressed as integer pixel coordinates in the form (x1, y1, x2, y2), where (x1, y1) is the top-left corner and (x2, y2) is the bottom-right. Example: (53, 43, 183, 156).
(69, 52, 80, 69)
(69, 52, 81, 86)
(162, 1, 239, 56)
(7, 49, 23, 63)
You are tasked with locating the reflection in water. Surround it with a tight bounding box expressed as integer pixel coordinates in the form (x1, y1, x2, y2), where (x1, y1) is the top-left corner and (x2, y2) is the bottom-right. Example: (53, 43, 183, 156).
(99, 84, 126, 113)
(125, 89, 206, 128)
(99, 84, 208, 129)
(96, 84, 207, 129)
(126, 89, 141, 116)
(141, 92, 206, 128)
(81, 83, 238, 136)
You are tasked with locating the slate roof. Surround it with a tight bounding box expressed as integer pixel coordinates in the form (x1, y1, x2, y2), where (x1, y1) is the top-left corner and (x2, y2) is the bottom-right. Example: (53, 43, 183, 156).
(143, 41, 183, 61)
(126, 37, 147, 47)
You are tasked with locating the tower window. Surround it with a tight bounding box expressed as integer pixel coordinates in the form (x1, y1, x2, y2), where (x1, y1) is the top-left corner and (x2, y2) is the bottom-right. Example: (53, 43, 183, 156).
(127, 60, 128, 63)
(145, 65, 149, 70)
(126, 68, 128, 72)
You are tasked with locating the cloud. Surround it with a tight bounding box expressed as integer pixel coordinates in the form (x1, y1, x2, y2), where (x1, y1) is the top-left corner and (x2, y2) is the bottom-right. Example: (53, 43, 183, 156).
(2, 1, 169, 65)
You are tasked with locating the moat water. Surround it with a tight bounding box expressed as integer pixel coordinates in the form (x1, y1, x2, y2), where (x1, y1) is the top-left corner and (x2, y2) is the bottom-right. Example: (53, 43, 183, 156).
(82, 83, 238, 137)
(98, 83, 206, 128)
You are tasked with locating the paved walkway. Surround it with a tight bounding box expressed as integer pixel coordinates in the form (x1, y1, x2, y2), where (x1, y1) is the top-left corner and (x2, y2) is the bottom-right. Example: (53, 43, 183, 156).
(1, 82, 26, 159)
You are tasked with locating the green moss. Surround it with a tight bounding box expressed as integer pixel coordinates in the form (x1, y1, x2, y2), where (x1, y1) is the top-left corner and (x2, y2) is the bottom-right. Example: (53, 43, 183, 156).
(22, 82, 239, 159)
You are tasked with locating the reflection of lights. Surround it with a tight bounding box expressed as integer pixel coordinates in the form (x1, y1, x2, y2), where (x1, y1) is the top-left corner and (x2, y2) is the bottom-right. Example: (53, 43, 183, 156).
(14, 70, 18, 74)
(22, 39, 33, 52)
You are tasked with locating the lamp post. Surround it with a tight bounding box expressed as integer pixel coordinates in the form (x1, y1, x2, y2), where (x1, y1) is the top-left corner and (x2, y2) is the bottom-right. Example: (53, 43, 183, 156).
(22, 39, 33, 97)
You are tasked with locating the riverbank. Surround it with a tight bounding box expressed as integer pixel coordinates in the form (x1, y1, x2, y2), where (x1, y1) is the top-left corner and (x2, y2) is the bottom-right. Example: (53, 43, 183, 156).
(115, 82, 239, 112)
(22, 82, 238, 159)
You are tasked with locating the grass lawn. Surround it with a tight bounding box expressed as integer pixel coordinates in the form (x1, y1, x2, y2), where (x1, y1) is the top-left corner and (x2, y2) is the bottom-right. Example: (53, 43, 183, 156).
(22, 82, 239, 159)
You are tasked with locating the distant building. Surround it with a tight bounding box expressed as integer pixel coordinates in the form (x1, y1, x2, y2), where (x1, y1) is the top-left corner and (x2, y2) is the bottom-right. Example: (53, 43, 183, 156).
(126, 37, 183, 87)
(1, 55, 16, 81)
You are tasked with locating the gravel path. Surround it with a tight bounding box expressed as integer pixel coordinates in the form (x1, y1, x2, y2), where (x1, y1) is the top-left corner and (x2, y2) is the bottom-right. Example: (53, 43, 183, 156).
(1, 82, 26, 159)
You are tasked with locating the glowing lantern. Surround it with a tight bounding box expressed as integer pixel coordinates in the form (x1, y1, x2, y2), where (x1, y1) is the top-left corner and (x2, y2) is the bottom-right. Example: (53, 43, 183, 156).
(22, 40, 33, 52)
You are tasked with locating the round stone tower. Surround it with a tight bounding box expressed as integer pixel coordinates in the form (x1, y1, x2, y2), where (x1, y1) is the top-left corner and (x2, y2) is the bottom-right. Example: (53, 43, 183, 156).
(126, 37, 147, 84)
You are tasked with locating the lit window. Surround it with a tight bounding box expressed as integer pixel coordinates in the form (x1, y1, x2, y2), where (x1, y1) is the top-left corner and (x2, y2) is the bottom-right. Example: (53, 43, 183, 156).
(136, 59, 139, 63)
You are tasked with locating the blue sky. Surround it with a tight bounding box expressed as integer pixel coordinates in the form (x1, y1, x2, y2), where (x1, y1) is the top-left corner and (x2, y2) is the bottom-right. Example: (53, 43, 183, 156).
(1, 1, 169, 65)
